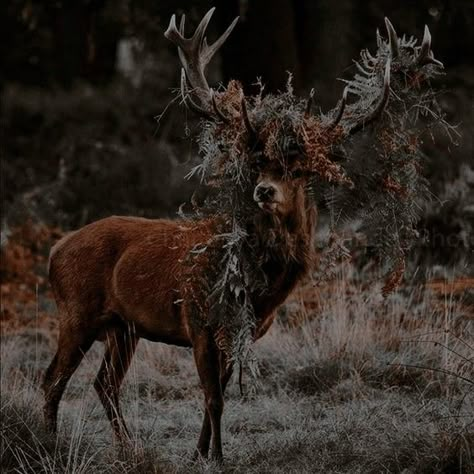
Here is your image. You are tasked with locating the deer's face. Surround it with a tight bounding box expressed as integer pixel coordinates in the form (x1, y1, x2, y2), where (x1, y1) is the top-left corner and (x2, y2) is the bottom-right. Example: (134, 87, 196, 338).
(252, 152, 308, 217)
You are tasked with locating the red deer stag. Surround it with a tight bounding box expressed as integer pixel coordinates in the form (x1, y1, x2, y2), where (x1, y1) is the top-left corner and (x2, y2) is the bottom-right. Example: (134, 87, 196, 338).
(43, 8, 442, 463)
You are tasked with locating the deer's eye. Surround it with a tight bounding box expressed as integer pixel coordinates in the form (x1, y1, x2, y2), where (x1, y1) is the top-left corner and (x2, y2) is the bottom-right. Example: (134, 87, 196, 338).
(254, 153, 269, 170)
(292, 169, 304, 179)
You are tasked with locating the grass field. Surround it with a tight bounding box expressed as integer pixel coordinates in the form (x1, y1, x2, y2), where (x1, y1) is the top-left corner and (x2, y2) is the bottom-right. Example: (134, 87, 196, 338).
(1, 253, 473, 474)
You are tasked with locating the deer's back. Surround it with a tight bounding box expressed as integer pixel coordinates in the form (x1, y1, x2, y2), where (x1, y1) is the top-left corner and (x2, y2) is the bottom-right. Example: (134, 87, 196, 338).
(49, 216, 217, 344)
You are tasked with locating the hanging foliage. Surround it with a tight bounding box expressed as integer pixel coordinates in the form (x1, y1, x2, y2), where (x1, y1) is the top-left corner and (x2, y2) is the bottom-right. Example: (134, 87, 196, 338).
(166, 12, 451, 366)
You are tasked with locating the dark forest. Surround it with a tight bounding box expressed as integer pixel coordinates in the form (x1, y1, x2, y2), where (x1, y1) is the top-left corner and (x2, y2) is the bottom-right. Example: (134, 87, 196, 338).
(1, 2, 473, 473)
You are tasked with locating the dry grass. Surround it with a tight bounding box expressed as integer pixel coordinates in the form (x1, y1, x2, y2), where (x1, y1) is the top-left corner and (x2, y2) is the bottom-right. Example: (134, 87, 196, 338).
(1, 265, 473, 473)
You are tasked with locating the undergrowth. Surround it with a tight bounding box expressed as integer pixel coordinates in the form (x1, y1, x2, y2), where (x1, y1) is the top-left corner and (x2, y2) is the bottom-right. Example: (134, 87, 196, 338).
(1, 265, 472, 473)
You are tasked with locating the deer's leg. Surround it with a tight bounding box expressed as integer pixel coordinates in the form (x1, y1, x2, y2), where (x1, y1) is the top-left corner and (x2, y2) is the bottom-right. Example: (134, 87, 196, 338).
(195, 352, 233, 460)
(42, 324, 95, 433)
(193, 333, 226, 463)
(94, 326, 138, 442)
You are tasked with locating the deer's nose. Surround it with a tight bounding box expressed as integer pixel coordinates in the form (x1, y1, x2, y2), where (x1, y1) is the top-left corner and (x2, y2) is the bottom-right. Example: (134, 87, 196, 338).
(255, 183, 276, 202)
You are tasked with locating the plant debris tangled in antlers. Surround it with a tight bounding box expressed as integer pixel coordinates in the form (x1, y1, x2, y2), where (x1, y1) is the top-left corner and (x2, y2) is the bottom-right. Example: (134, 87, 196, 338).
(192, 22, 449, 285)
(167, 11, 453, 367)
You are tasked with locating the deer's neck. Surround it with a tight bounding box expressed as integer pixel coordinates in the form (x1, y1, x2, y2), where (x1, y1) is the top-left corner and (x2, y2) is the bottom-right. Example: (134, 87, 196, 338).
(250, 196, 316, 271)
(245, 200, 316, 334)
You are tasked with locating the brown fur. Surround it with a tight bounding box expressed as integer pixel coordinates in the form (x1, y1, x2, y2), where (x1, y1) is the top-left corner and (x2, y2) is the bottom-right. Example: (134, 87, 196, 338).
(43, 180, 316, 462)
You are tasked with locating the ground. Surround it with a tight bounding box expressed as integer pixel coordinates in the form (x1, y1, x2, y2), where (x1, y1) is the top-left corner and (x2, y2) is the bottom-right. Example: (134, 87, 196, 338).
(1, 224, 473, 473)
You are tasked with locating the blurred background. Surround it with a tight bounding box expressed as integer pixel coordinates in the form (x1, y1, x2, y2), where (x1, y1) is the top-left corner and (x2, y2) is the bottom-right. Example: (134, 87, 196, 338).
(1, 0, 473, 265)
(1, 6, 473, 471)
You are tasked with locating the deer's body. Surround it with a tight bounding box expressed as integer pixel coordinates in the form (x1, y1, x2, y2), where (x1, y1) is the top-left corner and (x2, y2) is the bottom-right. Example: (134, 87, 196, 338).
(42, 8, 319, 461)
(49, 208, 314, 346)
(44, 202, 315, 460)
(43, 5, 439, 464)
(49, 216, 216, 347)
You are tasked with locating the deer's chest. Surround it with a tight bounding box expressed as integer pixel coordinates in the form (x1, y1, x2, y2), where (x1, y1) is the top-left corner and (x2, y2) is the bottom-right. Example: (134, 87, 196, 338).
(252, 259, 305, 339)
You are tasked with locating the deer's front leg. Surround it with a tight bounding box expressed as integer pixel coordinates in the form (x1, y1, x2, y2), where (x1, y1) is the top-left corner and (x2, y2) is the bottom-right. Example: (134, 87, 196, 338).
(195, 352, 233, 459)
(193, 331, 224, 463)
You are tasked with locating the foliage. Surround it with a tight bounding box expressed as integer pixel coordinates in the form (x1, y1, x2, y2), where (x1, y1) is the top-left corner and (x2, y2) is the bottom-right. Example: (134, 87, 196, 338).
(321, 29, 454, 294)
(1, 262, 472, 473)
(1, 79, 195, 229)
(180, 24, 450, 367)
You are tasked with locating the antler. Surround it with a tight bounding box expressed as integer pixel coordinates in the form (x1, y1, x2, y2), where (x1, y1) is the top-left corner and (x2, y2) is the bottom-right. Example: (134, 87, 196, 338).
(241, 96, 258, 141)
(305, 88, 316, 116)
(417, 25, 443, 67)
(325, 59, 390, 134)
(165, 8, 239, 119)
(384, 18, 399, 59)
(349, 58, 391, 134)
(327, 87, 348, 130)
(179, 69, 215, 120)
(325, 18, 444, 136)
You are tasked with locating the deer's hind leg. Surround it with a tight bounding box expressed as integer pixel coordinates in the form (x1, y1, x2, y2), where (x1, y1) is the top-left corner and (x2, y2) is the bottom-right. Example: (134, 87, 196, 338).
(42, 313, 96, 433)
(94, 324, 138, 442)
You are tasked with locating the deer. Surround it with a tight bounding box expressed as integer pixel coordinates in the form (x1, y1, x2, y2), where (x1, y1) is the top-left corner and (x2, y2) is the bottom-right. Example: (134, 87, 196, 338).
(43, 7, 442, 463)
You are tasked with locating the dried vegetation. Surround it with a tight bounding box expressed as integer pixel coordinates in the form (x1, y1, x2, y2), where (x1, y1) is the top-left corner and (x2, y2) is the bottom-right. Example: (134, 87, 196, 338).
(1, 225, 472, 473)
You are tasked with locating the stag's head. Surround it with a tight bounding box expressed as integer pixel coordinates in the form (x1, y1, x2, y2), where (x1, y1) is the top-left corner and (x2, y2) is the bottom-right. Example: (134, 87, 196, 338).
(251, 149, 306, 216)
(165, 9, 443, 224)
(164, 8, 312, 219)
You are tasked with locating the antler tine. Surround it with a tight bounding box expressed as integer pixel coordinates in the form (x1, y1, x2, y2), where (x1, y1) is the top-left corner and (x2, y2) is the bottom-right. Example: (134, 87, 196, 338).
(176, 15, 187, 72)
(241, 97, 258, 141)
(192, 7, 216, 47)
(350, 58, 391, 134)
(165, 8, 239, 93)
(165, 10, 212, 98)
(203, 16, 239, 66)
(419, 25, 431, 62)
(376, 28, 383, 48)
(165, 14, 186, 48)
(384, 18, 399, 59)
(417, 25, 443, 67)
(165, 8, 239, 119)
(180, 68, 215, 121)
(305, 88, 315, 116)
(211, 89, 230, 123)
(327, 86, 348, 130)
